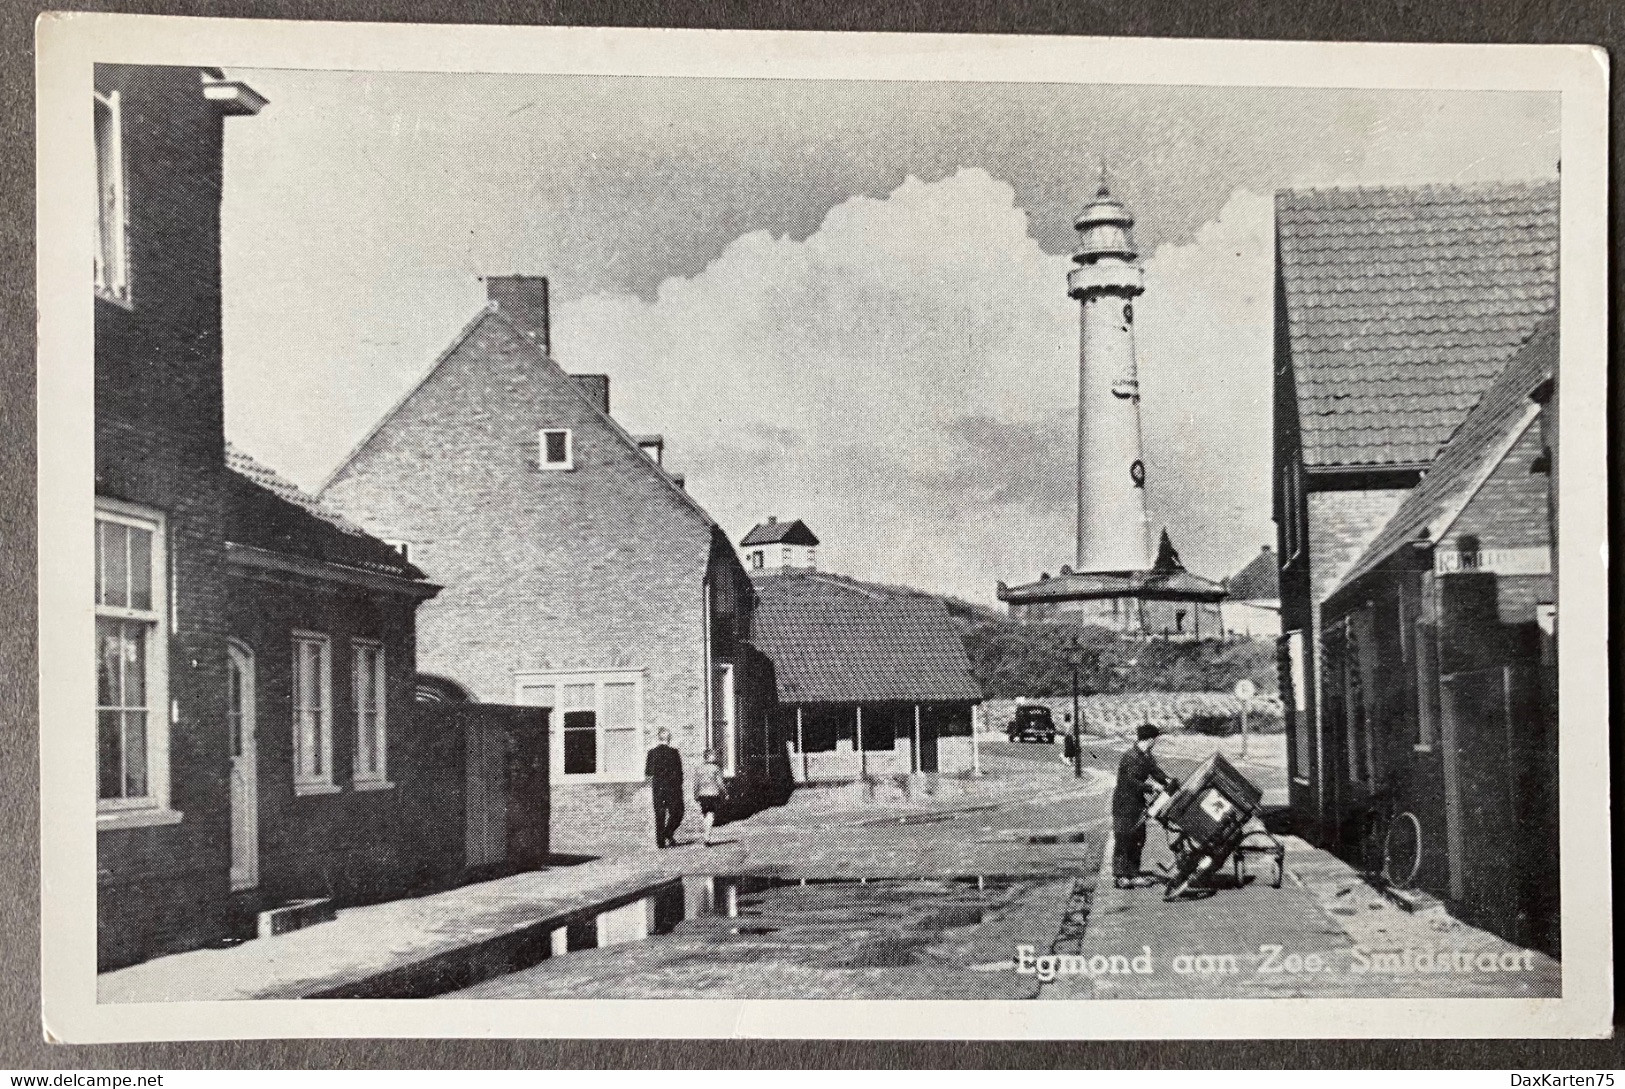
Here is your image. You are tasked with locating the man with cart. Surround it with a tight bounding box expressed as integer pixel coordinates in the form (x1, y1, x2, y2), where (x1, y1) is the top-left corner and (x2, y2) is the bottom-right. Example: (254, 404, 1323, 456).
(1112, 724, 1176, 889)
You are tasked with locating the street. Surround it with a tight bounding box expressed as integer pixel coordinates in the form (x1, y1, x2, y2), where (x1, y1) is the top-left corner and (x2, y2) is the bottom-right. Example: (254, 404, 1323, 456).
(98, 730, 1558, 1004)
(442, 736, 1272, 999)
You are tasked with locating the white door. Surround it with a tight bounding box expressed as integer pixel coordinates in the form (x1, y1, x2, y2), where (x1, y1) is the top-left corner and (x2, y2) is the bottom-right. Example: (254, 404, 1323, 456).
(227, 642, 259, 890)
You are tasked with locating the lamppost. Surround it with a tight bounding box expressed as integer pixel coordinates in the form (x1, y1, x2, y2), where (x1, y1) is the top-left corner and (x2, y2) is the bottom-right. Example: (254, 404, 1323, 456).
(1068, 631, 1086, 778)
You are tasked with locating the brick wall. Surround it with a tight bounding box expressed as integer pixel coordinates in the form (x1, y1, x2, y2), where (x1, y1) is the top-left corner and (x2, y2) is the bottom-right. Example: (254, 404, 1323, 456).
(1306, 489, 1410, 608)
(1442, 425, 1553, 624)
(225, 571, 448, 907)
(322, 312, 727, 854)
(95, 66, 237, 970)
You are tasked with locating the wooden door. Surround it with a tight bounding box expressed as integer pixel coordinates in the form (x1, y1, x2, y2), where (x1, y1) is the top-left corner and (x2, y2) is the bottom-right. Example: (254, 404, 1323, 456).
(227, 642, 259, 891)
(1439, 667, 1518, 932)
(505, 717, 550, 871)
(465, 721, 507, 868)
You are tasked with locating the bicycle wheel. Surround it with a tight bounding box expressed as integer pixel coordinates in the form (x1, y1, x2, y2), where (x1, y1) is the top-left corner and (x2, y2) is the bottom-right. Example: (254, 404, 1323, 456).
(1382, 811, 1423, 889)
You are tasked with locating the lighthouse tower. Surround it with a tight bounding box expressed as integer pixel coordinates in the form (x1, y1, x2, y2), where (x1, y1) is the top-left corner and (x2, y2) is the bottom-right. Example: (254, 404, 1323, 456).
(994, 176, 1226, 635)
(1068, 177, 1152, 573)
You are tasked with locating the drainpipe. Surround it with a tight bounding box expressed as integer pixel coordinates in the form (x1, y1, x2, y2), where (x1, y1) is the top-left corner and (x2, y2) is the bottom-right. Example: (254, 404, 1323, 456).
(701, 570, 713, 760)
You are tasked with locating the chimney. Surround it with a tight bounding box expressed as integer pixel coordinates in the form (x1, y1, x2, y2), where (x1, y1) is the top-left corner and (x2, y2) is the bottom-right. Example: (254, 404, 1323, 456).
(571, 374, 610, 415)
(486, 276, 550, 355)
(767, 515, 778, 525)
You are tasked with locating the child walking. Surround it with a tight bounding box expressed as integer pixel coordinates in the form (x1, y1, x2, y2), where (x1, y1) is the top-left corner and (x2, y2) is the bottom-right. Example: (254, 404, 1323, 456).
(694, 749, 727, 846)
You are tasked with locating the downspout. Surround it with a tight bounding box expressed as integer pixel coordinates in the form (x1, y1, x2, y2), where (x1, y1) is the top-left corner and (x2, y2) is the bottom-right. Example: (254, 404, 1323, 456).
(702, 565, 713, 763)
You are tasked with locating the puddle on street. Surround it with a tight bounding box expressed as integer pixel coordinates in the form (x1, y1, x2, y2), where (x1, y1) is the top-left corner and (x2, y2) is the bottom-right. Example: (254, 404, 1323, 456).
(489, 874, 1021, 982)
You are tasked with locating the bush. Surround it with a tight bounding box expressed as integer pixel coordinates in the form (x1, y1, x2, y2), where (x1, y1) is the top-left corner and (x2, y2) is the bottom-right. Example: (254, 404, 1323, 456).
(956, 617, 1278, 700)
(1184, 713, 1240, 737)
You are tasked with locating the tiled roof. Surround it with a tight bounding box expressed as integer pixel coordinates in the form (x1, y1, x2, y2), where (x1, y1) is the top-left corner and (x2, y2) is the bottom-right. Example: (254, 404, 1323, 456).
(752, 571, 982, 704)
(741, 518, 820, 546)
(1277, 180, 1558, 469)
(226, 443, 425, 580)
(1332, 309, 1556, 596)
(1225, 547, 1280, 601)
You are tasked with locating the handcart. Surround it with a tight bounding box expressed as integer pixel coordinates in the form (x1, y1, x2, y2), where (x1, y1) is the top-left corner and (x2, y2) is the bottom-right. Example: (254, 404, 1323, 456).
(1145, 752, 1284, 900)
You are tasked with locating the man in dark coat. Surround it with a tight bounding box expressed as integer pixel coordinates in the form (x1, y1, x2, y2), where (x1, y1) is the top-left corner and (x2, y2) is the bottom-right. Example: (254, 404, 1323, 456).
(1112, 724, 1175, 888)
(645, 728, 684, 848)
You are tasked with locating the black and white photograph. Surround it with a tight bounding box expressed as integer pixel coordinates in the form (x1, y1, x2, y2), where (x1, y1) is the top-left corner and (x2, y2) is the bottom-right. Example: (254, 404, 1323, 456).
(37, 16, 1609, 1041)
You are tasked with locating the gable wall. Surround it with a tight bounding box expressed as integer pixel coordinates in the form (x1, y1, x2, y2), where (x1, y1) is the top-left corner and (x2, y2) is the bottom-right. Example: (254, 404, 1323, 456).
(322, 315, 718, 851)
(1439, 425, 1553, 627)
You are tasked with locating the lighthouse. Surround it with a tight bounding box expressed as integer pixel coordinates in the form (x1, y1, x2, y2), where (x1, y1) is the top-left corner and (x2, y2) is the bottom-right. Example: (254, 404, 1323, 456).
(995, 175, 1227, 637)
(1069, 177, 1152, 572)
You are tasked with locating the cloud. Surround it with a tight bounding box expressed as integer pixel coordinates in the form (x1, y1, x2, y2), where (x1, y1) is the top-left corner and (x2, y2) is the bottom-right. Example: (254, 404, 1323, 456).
(552, 168, 1275, 603)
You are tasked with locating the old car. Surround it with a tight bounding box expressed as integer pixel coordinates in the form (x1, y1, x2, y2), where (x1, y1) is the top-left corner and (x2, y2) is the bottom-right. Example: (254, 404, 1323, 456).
(1006, 704, 1056, 743)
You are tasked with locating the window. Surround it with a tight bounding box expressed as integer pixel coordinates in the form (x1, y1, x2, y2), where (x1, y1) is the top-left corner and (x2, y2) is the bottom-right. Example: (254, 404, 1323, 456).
(96, 503, 169, 817)
(781, 547, 792, 566)
(94, 91, 130, 305)
(515, 670, 643, 780)
(712, 663, 736, 775)
(749, 550, 764, 571)
(1281, 630, 1309, 784)
(807, 548, 816, 571)
(352, 641, 388, 786)
(539, 429, 573, 470)
(292, 633, 335, 793)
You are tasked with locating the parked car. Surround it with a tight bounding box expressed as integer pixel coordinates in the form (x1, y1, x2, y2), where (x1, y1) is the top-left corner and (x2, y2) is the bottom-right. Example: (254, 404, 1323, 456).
(1006, 704, 1056, 743)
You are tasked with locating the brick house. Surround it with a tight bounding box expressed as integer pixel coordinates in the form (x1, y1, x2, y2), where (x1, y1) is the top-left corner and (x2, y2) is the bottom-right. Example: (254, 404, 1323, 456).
(221, 446, 540, 918)
(1318, 313, 1558, 954)
(749, 569, 982, 783)
(320, 276, 780, 855)
(93, 65, 266, 969)
(93, 66, 533, 971)
(1272, 180, 1558, 846)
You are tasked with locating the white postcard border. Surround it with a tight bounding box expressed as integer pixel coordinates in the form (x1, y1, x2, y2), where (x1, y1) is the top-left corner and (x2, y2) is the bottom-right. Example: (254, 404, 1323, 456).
(37, 13, 1611, 1042)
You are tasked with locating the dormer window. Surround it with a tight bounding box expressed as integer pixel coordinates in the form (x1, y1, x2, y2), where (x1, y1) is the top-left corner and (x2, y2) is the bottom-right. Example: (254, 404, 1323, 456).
(94, 91, 130, 305)
(539, 429, 573, 470)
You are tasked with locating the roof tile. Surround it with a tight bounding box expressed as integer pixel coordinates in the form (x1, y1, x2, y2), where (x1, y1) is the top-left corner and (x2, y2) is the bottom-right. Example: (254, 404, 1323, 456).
(1278, 180, 1557, 469)
(1332, 310, 1556, 595)
(751, 571, 982, 704)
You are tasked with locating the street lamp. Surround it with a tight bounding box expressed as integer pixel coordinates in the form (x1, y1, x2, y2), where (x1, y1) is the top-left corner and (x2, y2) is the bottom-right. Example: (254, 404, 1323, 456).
(1068, 631, 1086, 778)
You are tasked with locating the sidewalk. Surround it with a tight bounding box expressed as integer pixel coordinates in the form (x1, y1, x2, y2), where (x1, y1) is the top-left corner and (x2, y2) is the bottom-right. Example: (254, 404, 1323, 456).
(99, 753, 1102, 1003)
(1044, 824, 1560, 1000)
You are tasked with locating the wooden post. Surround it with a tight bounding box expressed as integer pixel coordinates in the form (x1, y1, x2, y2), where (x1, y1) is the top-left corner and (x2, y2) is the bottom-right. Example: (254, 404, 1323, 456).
(971, 704, 982, 775)
(913, 704, 922, 774)
(856, 705, 865, 779)
(796, 706, 806, 782)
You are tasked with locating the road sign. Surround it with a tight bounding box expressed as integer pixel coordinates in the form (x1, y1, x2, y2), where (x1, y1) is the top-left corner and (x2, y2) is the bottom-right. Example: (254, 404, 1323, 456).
(1232, 679, 1255, 759)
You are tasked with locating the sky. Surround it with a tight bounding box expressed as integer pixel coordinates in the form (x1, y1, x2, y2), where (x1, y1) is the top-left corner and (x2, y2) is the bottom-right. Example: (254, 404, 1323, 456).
(219, 70, 1558, 604)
